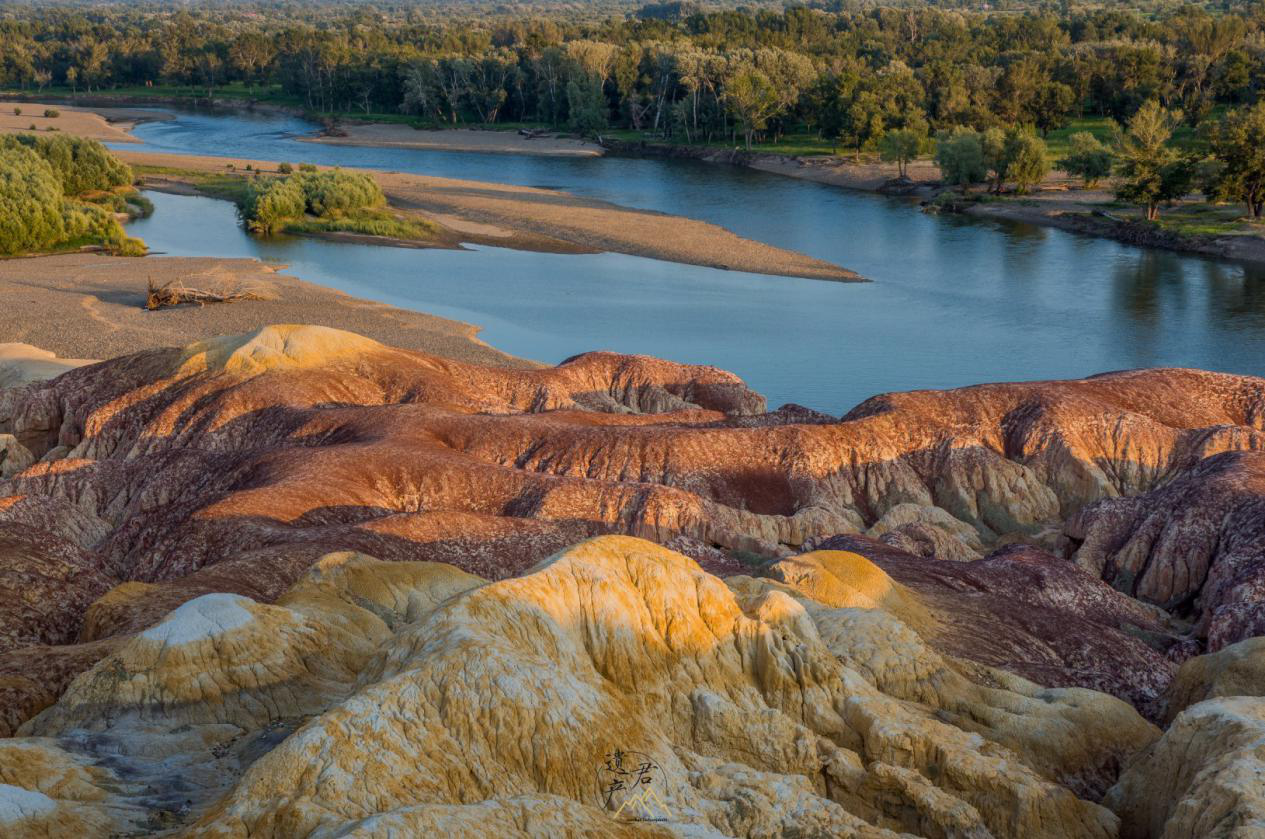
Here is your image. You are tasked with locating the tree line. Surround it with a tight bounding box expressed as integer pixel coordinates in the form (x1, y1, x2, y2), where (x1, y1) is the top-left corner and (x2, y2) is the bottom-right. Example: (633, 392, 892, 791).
(1, 3, 1263, 149)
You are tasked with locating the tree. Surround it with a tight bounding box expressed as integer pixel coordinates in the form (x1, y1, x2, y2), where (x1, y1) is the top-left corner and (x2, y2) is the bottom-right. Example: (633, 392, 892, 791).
(724, 64, 779, 150)
(1114, 101, 1193, 220)
(1058, 131, 1114, 188)
(1032, 82, 1076, 136)
(879, 128, 923, 179)
(567, 77, 608, 136)
(935, 128, 986, 192)
(1207, 102, 1265, 218)
(980, 127, 1007, 194)
(1003, 128, 1050, 194)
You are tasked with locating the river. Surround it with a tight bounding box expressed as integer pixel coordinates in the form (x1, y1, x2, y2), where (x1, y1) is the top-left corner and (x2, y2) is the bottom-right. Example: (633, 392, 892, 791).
(119, 109, 1265, 414)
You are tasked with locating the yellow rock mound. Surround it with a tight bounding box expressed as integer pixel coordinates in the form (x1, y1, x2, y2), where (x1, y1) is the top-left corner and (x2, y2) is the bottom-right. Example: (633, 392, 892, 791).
(174, 324, 387, 377)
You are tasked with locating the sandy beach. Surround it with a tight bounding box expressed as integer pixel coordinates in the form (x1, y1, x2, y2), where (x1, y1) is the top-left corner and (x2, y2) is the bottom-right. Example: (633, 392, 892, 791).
(305, 124, 604, 157)
(0, 252, 531, 367)
(0, 103, 145, 144)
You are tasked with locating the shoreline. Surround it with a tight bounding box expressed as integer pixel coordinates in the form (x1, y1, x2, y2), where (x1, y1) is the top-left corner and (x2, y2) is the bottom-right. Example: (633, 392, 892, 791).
(303, 124, 606, 158)
(0, 251, 533, 368)
(599, 137, 1265, 267)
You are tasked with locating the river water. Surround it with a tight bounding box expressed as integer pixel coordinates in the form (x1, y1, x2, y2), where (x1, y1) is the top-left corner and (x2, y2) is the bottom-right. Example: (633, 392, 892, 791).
(119, 109, 1265, 414)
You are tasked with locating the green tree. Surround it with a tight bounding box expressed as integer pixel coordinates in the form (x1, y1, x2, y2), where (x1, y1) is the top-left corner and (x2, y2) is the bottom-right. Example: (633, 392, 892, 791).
(935, 128, 986, 193)
(879, 128, 924, 179)
(1003, 128, 1050, 194)
(566, 78, 609, 136)
(1114, 101, 1193, 220)
(980, 127, 1007, 194)
(1058, 131, 1114, 188)
(1207, 102, 1265, 218)
(724, 65, 779, 150)
(1032, 82, 1076, 137)
(0, 143, 141, 256)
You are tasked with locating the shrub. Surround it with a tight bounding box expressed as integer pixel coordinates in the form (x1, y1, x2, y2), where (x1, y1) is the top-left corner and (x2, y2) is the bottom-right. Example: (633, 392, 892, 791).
(935, 127, 986, 191)
(1058, 131, 1115, 188)
(125, 193, 155, 219)
(12, 107, 20, 116)
(277, 162, 293, 174)
(298, 170, 384, 216)
(1003, 128, 1050, 194)
(43, 108, 59, 118)
(298, 163, 317, 172)
(0, 145, 68, 254)
(0, 133, 132, 195)
(241, 176, 306, 234)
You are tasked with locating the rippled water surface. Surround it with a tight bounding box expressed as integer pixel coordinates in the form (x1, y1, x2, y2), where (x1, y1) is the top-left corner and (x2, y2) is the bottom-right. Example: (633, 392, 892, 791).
(121, 110, 1265, 414)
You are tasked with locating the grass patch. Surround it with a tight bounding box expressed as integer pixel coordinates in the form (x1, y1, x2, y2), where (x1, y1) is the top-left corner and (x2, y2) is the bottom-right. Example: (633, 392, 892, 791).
(281, 207, 440, 241)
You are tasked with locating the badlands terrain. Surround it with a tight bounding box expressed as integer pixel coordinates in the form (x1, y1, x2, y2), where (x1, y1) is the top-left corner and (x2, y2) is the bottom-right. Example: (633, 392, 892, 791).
(1, 323, 1263, 837)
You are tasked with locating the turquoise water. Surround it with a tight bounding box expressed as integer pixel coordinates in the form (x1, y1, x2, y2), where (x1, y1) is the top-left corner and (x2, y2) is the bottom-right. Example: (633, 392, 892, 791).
(121, 110, 1265, 414)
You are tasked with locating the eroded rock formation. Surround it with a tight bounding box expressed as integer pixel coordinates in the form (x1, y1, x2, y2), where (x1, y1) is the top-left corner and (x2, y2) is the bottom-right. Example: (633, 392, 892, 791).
(0, 324, 1263, 836)
(8, 538, 1158, 837)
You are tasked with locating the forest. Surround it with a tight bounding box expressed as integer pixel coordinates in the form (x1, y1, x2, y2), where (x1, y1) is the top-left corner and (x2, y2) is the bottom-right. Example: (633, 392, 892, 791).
(0, 3, 1261, 145)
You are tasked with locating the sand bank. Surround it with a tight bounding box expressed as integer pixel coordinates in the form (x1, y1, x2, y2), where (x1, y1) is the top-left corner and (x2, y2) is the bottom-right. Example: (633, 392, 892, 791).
(0, 252, 531, 367)
(116, 149, 863, 282)
(305, 124, 604, 157)
(0, 101, 145, 144)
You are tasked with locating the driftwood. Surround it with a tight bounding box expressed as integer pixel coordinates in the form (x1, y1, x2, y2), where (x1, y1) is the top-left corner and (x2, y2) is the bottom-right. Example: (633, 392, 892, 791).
(145, 278, 268, 310)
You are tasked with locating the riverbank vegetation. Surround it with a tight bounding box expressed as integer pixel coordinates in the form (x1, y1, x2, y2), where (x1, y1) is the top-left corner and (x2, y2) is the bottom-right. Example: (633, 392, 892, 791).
(138, 162, 441, 244)
(0, 133, 145, 256)
(241, 169, 439, 241)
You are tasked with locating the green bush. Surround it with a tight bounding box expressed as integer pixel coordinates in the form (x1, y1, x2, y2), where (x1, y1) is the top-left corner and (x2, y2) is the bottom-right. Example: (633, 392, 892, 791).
(0, 144, 69, 254)
(277, 162, 294, 174)
(0, 141, 146, 256)
(125, 193, 155, 219)
(43, 108, 59, 118)
(12, 107, 20, 116)
(299, 170, 384, 216)
(241, 176, 306, 234)
(239, 170, 384, 233)
(0, 134, 132, 196)
(1058, 131, 1115, 188)
(298, 163, 317, 172)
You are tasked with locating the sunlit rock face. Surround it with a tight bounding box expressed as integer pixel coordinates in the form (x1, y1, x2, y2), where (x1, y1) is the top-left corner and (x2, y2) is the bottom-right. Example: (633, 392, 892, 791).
(0, 325, 1264, 835)
(7, 538, 1157, 837)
